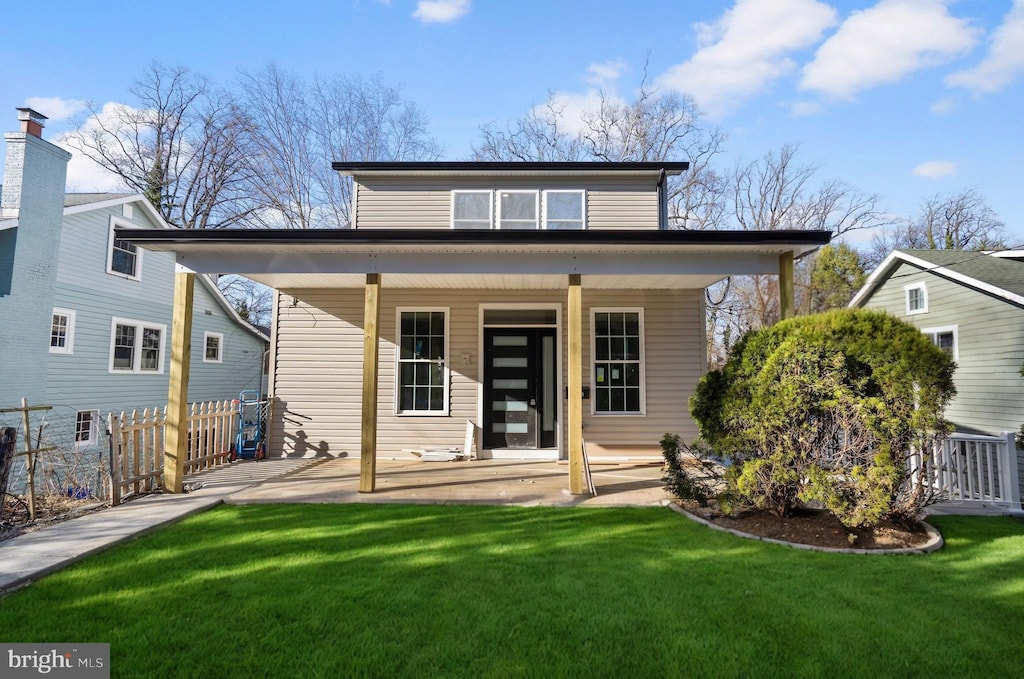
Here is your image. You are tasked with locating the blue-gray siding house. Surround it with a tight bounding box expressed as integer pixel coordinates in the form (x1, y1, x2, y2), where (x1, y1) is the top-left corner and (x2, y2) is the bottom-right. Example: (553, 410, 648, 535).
(0, 108, 266, 471)
(850, 248, 1024, 502)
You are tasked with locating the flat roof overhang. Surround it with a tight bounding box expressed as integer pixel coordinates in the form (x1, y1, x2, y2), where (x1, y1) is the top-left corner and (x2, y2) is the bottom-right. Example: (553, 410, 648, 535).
(331, 161, 691, 178)
(119, 228, 831, 290)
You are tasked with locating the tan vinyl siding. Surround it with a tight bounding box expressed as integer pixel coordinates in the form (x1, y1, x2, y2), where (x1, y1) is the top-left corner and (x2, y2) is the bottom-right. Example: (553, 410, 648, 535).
(862, 262, 1024, 437)
(270, 287, 705, 459)
(582, 289, 704, 455)
(353, 176, 659, 230)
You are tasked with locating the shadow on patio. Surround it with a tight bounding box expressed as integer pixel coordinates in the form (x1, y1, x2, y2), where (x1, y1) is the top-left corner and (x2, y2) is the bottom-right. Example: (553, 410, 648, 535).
(224, 457, 668, 507)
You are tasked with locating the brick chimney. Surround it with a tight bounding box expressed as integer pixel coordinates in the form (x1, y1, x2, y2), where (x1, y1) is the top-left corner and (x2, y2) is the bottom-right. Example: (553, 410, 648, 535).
(2, 107, 70, 219)
(17, 107, 47, 138)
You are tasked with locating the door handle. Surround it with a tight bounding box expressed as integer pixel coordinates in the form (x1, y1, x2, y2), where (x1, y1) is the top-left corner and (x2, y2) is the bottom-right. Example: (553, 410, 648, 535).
(529, 398, 536, 406)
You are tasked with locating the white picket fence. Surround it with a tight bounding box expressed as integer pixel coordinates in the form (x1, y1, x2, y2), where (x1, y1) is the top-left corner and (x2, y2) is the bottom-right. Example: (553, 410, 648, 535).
(107, 400, 237, 505)
(913, 432, 1023, 513)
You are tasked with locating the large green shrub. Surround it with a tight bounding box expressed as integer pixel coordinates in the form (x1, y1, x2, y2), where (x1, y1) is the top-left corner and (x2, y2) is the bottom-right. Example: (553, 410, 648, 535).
(690, 309, 956, 527)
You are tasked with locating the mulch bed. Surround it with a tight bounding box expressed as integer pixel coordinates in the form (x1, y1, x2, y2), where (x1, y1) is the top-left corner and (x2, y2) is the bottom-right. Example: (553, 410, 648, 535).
(684, 503, 932, 550)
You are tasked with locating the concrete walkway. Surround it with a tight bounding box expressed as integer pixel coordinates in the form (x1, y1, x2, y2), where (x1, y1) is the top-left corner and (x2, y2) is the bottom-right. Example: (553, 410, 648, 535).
(0, 457, 668, 595)
(0, 458, 314, 595)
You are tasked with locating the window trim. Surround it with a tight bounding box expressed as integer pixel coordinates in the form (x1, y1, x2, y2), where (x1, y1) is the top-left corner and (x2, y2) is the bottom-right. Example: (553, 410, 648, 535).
(542, 189, 587, 230)
(108, 316, 167, 374)
(590, 307, 647, 416)
(451, 190, 494, 230)
(905, 282, 928, 315)
(74, 410, 100, 447)
(106, 216, 143, 281)
(203, 331, 224, 363)
(497, 189, 539, 230)
(394, 307, 450, 416)
(922, 325, 959, 363)
(50, 307, 77, 354)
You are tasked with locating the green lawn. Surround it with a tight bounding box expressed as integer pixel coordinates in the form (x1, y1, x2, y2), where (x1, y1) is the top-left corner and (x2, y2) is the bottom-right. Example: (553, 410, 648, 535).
(1, 505, 1023, 678)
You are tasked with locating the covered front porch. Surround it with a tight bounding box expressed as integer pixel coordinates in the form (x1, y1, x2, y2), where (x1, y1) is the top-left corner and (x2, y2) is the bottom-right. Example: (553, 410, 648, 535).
(119, 228, 830, 498)
(222, 457, 668, 507)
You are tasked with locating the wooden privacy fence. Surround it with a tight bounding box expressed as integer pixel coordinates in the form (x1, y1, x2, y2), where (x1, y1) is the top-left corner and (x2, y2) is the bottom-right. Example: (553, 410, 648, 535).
(108, 399, 237, 505)
(912, 432, 1022, 513)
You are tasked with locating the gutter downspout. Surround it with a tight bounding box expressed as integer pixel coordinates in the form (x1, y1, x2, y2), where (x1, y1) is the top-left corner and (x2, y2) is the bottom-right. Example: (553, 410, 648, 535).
(657, 169, 667, 230)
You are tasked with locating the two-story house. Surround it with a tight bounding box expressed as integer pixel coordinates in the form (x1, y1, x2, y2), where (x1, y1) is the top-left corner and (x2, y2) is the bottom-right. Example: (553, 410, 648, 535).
(121, 161, 829, 494)
(0, 108, 267, 471)
(850, 248, 1024, 501)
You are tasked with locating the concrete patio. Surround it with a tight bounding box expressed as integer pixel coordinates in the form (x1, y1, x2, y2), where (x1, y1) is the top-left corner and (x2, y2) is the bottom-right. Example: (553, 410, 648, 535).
(226, 457, 669, 507)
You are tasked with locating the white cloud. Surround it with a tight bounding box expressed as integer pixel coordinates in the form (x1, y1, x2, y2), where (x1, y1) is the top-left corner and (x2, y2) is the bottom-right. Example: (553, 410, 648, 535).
(790, 101, 825, 117)
(413, 0, 469, 23)
(539, 90, 619, 137)
(912, 160, 956, 178)
(946, 0, 1024, 93)
(929, 96, 957, 114)
(52, 102, 139, 193)
(655, 0, 838, 116)
(586, 61, 628, 88)
(23, 96, 87, 122)
(801, 0, 979, 100)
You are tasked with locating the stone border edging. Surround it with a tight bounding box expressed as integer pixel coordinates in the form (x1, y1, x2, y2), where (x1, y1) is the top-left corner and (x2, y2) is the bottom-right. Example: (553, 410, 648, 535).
(668, 502, 944, 555)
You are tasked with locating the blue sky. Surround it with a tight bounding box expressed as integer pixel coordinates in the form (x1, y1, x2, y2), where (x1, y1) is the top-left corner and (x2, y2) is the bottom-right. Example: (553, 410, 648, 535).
(2, 0, 1022, 246)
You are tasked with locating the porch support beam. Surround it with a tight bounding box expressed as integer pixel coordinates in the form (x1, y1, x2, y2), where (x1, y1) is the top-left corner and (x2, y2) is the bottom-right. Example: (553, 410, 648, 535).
(567, 273, 586, 494)
(359, 273, 382, 493)
(779, 252, 795, 321)
(164, 271, 194, 494)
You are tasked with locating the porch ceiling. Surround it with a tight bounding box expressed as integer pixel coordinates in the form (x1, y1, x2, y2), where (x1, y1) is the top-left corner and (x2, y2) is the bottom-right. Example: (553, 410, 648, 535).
(119, 228, 831, 290)
(242, 272, 728, 290)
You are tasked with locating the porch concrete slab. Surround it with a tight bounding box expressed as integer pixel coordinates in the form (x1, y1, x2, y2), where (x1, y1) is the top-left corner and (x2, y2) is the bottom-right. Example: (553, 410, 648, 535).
(0, 458, 314, 595)
(225, 457, 670, 507)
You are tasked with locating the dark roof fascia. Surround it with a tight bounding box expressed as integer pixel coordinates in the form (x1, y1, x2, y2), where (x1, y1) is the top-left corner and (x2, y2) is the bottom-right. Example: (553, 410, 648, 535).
(331, 161, 691, 175)
(117, 227, 830, 248)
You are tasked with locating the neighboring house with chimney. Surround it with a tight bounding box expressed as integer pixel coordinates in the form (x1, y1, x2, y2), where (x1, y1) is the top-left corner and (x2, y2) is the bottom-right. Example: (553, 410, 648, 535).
(850, 248, 1024, 503)
(0, 108, 267, 480)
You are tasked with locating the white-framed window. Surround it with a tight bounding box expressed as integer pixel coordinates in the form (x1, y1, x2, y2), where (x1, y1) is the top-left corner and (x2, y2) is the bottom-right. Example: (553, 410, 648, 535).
(543, 190, 586, 230)
(109, 317, 166, 374)
(50, 307, 76, 354)
(452, 190, 493, 229)
(75, 410, 100, 446)
(591, 308, 646, 415)
(922, 325, 958, 363)
(395, 308, 449, 415)
(905, 282, 927, 315)
(106, 217, 142, 280)
(203, 331, 224, 363)
(497, 190, 539, 230)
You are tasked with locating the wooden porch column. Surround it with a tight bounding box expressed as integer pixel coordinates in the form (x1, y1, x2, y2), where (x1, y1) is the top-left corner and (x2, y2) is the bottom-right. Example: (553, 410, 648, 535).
(359, 273, 382, 493)
(164, 271, 194, 494)
(567, 274, 586, 494)
(779, 252, 795, 321)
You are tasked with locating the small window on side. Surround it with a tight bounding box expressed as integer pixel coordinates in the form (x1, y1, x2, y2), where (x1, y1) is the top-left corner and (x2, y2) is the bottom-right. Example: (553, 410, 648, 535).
(50, 308, 76, 354)
(203, 332, 224, 363)
(905, 282, 927, 315)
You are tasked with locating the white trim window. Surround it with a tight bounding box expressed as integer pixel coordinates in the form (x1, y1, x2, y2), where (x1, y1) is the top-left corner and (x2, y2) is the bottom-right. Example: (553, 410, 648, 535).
(107, 217, 143, 280)
(75, 410, 100, 446)
(396, 308, 449, 414)
(109, 317, 166, 374)
(50, 307, 76, 354)
(452, 190, 493, 229)
(922, 325, 958, 363)
(203, 331, 224, 363)
(905, 282, 927, 315)
(591, 308, 646, 415)
(543, 190, 586, 230)
(497, 190, 539, 230)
